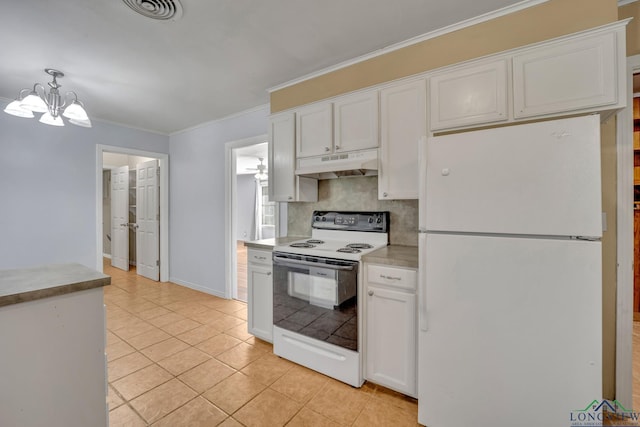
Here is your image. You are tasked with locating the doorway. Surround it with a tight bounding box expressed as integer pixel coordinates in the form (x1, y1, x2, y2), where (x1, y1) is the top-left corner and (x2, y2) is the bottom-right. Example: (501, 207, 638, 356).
(95, 145, 170, 282)
(224, 135, 274, 302)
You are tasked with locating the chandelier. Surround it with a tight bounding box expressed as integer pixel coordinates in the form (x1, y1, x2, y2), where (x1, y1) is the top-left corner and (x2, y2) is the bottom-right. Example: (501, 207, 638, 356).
(4, 68, 91, 128)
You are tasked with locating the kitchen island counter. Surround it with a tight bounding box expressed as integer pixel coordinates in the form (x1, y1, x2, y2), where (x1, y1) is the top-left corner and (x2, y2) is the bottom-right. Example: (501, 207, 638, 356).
(362, 245, 418, 269)
(0, 263, 110, 308)
(244, 236, 309, 250)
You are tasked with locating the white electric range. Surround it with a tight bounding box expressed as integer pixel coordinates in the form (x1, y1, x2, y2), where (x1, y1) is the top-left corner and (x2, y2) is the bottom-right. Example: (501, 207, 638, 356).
(272, 211, 389, 387)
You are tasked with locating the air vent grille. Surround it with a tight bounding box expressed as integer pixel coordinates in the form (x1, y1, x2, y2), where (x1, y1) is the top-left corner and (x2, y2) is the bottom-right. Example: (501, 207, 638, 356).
(122, 0, 183, 21)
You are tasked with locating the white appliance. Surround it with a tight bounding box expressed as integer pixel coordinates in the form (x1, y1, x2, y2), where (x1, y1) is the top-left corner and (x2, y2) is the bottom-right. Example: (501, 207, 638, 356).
(272, 211, 389, 387)
(418, 115, 603, 426)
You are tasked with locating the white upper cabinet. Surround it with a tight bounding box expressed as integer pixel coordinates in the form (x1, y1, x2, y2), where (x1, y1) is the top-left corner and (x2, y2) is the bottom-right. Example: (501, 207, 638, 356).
(429, 59, 508, 131)
(269, 112, 318, 202)
(296, 102, 333, 158)
(379, 79, 426, 200)
(512, 28, 621, 119)
(334, 91, 379, 153)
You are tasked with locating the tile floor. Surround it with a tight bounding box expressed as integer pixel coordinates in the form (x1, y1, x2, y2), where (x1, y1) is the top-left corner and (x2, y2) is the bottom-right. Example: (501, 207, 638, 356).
(104, 260, 419, 426)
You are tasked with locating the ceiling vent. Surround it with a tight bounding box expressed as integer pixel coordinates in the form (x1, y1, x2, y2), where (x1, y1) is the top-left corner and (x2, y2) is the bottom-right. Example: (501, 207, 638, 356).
(122, 0, 183, 21)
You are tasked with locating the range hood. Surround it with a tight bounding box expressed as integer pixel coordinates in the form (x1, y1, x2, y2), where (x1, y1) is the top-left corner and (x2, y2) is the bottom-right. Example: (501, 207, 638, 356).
(295, 149, 378, 179)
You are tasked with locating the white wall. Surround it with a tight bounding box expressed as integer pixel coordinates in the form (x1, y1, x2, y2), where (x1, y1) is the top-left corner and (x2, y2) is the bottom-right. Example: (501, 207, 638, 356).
(0, 104, 169, 270)
(169, 105, 269, 297)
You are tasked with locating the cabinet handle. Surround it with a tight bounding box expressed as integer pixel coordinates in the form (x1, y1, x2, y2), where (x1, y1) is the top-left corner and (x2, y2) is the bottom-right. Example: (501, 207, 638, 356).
(383, 192, 388, 197)
(255, 256, 266, 260)
(335, 145, 341, 150)
(324, 147, 330, 152)
(267, 272, 272, 276)
(368, 290, 374, 296)
(288, 196, 293, 200)
(381, 274, 401, 281)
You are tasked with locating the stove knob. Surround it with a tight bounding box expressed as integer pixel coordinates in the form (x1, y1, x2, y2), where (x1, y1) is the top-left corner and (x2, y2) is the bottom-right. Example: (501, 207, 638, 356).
(322, 217, 326, 221)
(376, 217, 382, 224)
(368, 217, 373, 223)
(315, 216, 321, 222)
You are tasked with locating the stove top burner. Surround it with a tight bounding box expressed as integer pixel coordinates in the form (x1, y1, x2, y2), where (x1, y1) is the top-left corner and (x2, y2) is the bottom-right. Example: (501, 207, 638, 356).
(337, 247, 361, 254)
(346, 243, 373, 249)
(306, 239, 325, 244)
(290, 242, 316, 248)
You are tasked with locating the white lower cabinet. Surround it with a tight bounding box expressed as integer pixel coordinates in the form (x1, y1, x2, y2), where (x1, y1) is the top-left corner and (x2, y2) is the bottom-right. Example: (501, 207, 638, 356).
(247, 248, 273, 342)
(365, 263, 417, 397)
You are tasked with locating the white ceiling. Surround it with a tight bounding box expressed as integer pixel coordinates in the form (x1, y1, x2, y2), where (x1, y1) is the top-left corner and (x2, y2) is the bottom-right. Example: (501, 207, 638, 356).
(236, 142, 268, 175)
(2, 0, 527, 134)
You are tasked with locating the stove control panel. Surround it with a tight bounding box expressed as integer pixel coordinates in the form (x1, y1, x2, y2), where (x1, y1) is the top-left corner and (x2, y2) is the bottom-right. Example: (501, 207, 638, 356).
(311, 211, 389, 232)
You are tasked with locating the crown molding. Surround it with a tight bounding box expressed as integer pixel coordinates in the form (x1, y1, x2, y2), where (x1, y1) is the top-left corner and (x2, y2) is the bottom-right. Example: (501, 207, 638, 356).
(268, 0, 549, 93)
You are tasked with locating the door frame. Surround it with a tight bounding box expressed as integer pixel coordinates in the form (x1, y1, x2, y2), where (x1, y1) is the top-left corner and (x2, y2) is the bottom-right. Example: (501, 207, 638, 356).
(616, 54, 640, 408)
(224, 134, 270, 300)
(95, 144, 170, 282)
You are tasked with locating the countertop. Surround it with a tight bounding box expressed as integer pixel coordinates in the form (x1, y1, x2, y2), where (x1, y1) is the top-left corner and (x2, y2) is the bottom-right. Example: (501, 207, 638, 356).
(362, 245, 418, 269)
(0, 263, 111, 308)
(243, 236, 309, 250)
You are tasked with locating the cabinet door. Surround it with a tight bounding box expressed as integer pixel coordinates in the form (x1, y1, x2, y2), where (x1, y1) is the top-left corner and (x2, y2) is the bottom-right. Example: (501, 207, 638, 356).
(269, 112, 296, 202)
(247, 262, 273, 342)
(429, 59, 508, 131)
(512, 31, 618, 119)
(334, 91, 379, 153)
(379, 79, 425, 199)
(296, 102, 333, 158)
(366, 285, 416, 397)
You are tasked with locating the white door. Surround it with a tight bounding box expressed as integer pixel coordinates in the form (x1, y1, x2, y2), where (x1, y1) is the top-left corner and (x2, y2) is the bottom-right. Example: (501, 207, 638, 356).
(110, 166, 129, 271)
(419, 233, 602, 426)
(136, 160, 159, 281)
(424, 115, 602, 237)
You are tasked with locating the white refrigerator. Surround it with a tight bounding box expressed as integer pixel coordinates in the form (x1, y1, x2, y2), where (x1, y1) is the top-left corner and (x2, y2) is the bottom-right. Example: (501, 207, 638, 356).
(418, 115, 603, 426)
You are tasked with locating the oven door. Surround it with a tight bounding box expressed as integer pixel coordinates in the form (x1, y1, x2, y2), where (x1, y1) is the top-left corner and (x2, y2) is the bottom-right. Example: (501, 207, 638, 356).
(272, 252, 358, 351)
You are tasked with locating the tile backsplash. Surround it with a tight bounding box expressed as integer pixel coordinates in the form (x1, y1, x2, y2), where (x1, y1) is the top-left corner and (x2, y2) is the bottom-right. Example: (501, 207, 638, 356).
(287, 176, 418, 246)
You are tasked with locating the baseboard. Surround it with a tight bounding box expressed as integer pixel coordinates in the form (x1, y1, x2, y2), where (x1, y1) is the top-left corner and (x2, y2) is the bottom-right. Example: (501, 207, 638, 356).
(169, 277, 227, 299)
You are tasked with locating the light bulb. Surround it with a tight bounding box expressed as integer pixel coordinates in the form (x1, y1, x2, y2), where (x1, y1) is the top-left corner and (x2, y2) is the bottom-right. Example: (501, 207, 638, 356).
(39, 112, 64, 126)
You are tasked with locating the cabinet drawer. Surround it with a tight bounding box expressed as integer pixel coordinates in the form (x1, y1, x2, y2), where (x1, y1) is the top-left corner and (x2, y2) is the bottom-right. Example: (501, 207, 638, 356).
(366, 264, 416, 291)
(247, 249, 272, 265)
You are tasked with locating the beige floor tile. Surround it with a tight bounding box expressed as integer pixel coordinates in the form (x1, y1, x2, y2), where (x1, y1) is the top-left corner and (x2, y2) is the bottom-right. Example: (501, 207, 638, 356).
(140, 337, 190, 362)
(240, 353, 294, 386)
(176, 324, 221, 346)
(218, 417, 243, 427)
(108, 352, 154, 382)
(106, 330, 122, 346)
(160, 318, 201, 336)
(186, 308, 226, 325)
(157, 346, 211, 375)
(137, 306, 172, 320)
(353, 399, 419, 426)
(214, 313, 246, 331)
(108, 404, 147, 427)
(112, 319, 157, 340)
(306, 381, 373, 425)
(107, 385, 125, 411)
(371, 385, 419, 414)
(202, 372, 267, 415)
(107, 312, 139, 331)
(234, 388, 301, 427)
(178, 358, 236, 393)
(271, 366, 330, 403)
(112, 364, 174, 401)
(130, 379, 197, 424)
(207, 299, 247, 315)
(245, 336, 273, 352)
(125, 327, 172, 350)
(149, 312, 187, 328)
(215, 341, 266, 370)
(106, 340, 136, 362)
(121, 300, 160, 314)
(224, 322, 253, 341)
(286, 407, 342, 427)
(151, 396, 227, 427)
(196, 334, 242, 356)
(233, 307, 248, 320)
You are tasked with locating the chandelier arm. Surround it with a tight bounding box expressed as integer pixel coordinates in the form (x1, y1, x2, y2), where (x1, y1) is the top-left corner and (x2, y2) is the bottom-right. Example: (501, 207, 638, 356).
(60, 91, 79, 109)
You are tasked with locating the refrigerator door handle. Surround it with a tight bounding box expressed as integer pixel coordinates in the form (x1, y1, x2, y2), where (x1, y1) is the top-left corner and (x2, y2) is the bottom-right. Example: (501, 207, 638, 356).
(419, 233, 428, 331)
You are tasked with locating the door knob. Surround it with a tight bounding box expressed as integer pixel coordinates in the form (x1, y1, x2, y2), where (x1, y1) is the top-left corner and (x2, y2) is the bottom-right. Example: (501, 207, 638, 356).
(368, 290, 374, 296)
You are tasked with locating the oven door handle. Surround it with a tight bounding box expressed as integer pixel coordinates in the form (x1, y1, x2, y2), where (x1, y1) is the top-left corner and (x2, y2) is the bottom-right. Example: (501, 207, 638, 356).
(273, 256, 357, 271)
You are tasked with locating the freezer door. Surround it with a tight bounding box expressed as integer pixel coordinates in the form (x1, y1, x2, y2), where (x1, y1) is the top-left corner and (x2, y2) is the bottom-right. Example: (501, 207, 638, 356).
(418, 233, 602, 427)
(424, 115, 602, 237)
